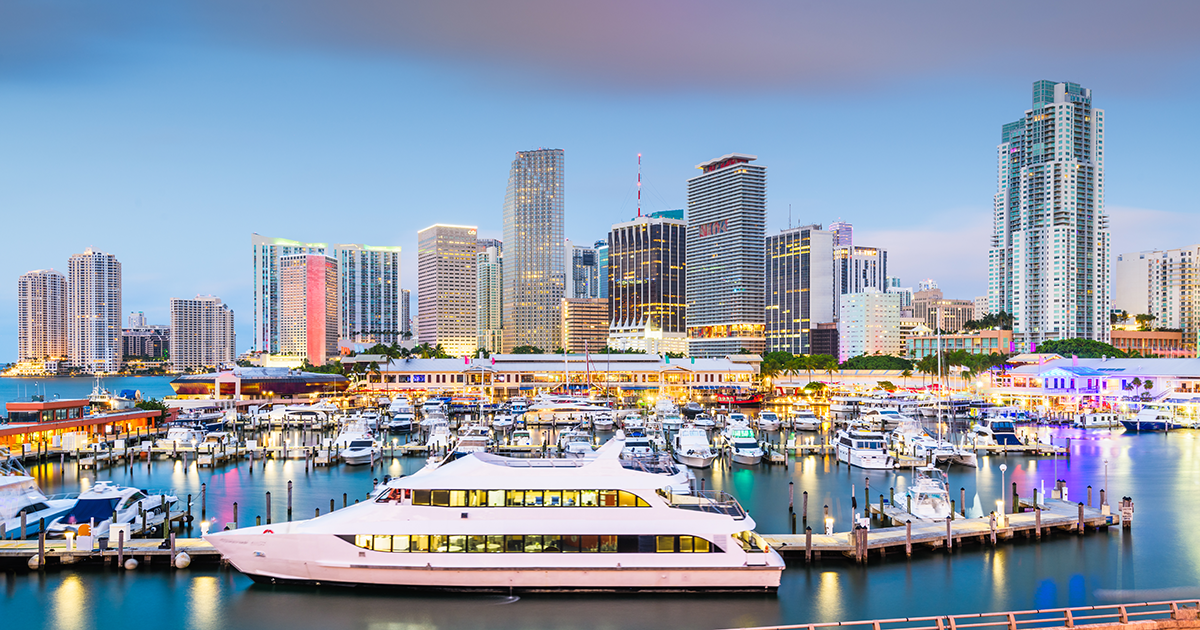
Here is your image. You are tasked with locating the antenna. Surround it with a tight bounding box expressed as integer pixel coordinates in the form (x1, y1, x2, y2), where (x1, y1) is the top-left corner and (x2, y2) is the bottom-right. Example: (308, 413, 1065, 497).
(637, 153, 642, 218)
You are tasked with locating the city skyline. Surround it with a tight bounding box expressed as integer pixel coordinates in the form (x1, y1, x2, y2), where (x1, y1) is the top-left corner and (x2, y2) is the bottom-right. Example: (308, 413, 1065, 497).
(3, 4, 1200, 361)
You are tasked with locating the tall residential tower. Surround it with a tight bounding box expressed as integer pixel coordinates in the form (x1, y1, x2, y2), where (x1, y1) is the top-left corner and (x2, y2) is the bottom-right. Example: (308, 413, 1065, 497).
(67, 249, 122, 373)
(170, 295, 236, 370)
(607, 213, 687, 354)
(278, 253, 338, 365)
(501, 149, 565, 352)
(417, 224, 478, 356)
(17, 269, 68, 363)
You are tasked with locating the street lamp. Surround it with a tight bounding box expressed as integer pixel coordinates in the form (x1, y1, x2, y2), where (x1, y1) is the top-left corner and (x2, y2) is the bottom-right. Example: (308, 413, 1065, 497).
(999, 463, 1008, 515)
(1104, 458, 1109, 505)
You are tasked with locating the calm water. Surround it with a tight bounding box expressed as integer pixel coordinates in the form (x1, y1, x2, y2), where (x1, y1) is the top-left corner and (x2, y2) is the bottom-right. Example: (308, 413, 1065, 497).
(1, 376, 178, 404)
(4, 427, 1200, 630)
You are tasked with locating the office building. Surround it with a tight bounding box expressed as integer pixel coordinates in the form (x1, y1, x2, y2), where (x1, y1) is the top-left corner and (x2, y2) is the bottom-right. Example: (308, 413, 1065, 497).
(607, 213, 688, 355)
(834, 245, 888, 313)
(477, 239, 504, 353)
(560, 298, 609, 354)
(565, 239, 600, 299)
(829, 220, 853, 248)
(501, 149, 566, 352)
(278, 253, 338, 365)
(987, 80, 1110, 349)
(1113, 251, 1154, 316)
(67, 249, 123, 373)
(17, 269, 68, 363)
(122, 325, 169, 359)
(417, 224, 479, 356)
(886, 277, 914, 310)
(912, 288, 977, 332)
(838, 290, 901, 362)
(811, 322, 839, 358)
(170, 295, 235, 370)
(686, 153, 767, 357)
(595, 240, 609, 300)
(765, 225, 834, 354)
(401, 289, 411, 338)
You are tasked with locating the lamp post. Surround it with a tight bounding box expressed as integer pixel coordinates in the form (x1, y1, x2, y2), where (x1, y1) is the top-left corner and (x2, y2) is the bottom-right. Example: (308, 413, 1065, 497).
(1104, 458, 1109, 505)
(999, 463, 1008, 516)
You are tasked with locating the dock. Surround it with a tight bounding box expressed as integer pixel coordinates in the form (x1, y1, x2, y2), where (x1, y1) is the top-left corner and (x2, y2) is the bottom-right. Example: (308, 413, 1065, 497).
(0, 537, 221, 569)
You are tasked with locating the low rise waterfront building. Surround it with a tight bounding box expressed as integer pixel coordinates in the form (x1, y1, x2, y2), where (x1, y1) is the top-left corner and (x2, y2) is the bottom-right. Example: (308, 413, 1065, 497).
(989, 357, 1200, 418)
(169, 367, 349, 399)
(0, 398, 160, 450)
(907, 329, 1014, 359)
(1110, 330, 1192, 358)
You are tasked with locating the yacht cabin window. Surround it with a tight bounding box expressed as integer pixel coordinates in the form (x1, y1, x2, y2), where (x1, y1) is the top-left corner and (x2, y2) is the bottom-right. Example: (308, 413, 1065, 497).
(398, 489, 650, 508)
(347, 533, 718, 553)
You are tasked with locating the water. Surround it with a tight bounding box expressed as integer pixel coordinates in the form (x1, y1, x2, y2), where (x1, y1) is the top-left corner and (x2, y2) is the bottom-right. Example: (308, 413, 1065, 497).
(1, 376, 178, 404)
(4, 427, 1200, 630)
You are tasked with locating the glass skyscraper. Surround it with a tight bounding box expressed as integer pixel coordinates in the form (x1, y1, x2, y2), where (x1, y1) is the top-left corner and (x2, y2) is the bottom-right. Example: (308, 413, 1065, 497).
(501, 149, 565, 352)
(765, 225, 834, 354)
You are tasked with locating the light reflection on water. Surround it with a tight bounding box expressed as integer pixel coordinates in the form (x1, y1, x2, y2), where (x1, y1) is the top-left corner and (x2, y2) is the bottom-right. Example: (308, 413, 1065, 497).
(3, 427, 1199, 629)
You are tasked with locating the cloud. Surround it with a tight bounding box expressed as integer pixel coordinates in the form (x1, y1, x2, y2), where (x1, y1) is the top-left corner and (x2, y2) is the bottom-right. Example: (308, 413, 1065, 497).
(4, 0, 1200, 90)
(856, 208, 992, 299)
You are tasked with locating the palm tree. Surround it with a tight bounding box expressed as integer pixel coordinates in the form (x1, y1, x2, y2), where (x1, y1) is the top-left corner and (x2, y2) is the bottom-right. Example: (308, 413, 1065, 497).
(900, 368, 913, 389)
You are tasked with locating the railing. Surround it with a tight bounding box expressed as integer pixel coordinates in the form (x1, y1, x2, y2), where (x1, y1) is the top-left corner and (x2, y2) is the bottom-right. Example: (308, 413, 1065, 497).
(719, 600, 1200, 630)
(666, 490, 746, 520)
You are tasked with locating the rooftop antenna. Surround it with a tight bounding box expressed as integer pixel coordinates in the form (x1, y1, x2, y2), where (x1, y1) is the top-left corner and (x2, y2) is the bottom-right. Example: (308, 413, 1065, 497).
(637, 153, 642, 218)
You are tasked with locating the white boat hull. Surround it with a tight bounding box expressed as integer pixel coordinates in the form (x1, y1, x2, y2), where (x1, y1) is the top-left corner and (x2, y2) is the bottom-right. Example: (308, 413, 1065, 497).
(731, 452, 762, 466)
(342, 449, 379, 465)
(836, 445, 892, 469)
(673, 452, 717, 469)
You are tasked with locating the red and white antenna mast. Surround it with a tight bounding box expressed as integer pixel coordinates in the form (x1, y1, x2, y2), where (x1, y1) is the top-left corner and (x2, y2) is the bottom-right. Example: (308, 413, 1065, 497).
(637, 153, 642, 217)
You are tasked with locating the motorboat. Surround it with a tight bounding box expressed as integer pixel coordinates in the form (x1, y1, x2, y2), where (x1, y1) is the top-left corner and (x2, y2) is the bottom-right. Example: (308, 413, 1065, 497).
(858, 409, 909, 431)
(47, 481, 177, 539)
(508, 429, 533, 447)
(1073, 412, 1122, 429)
(756, 412, 781, 432)
(1120, 406, 1173, 432)
(508, 398, 529, 414)
(1, 476, 75, 539)
(523, 399, 611, 426)
(341, 439, 382, 466)
(156, 426, 205, 450)
(558, 429, 595, 458)
(672, 427, 717, 469)
(198, 432, 232, 450)
(455, 426, 493, 456)
(420, 414, 449, 430)
(388, 398, 414, 416)
(904, 467, 952, 520)
(492, 414, 515, 431)
(692, 413, 716, 430)
(204, 445, 784, 591)
(660, 413, 684, 432)
(422, 399, 448, 417)
(334, 420, 374, 448)
(384, 412, 415, 433)
(654, 397, 679, 417)
(727, 412, 749, 425)
(621, 414, 645, 430)
(681, 402, 705, 419)
(726, 426, 764, 466)
(426, 425, 453, 451)
(970, 418, 1024, 446)
(835, 429, 892, 469)
(620, 430, 655, 458)
(592, 412, 615, 431)
(791, 408, 821, 431)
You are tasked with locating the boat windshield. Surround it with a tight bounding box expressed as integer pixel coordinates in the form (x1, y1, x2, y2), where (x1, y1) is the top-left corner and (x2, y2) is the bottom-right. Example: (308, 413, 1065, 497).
(659, 490, 746, 520)
(992, 421, 1015, 431)
(63, 498, 118, 524)
(348, 440, 374, 448)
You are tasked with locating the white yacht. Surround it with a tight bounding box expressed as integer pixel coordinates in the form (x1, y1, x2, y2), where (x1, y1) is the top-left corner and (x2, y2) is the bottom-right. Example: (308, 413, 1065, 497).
(422, 399, 448, 417)
(558, 429, 595, 458)
(491, 414, 515, 430)
(205, 446, 783, 591)
(725, 426, 764, 466)
(727, 412, 749, 426)
(858, 409, 909, 431)
(672, 427, 717, 469)
(388, 398, 413, 415)
(621, 414, 645, 430)
(970, 418, 1024, 446)
(756, 412, 781, 432)
(790, 408, 821, 431)
(1, 476, 75, 539)
(455, 426, 493, 456)
(692, 414, 715, 430)
(508, 429, 534, 447)
(904, 467, 952, 520)
(620, 430, 655, 458)
(47, 481, 177, 539)
(835, 429, 892, 469)
(156, 426, 205, 450)
(384, 412, 415, 433)
(341, 439, 382, 466)
(426, 425, 453, 451)
(593, 412, 615, 431)
(1073, 412, 1121, 429)
(660, 413, 684, 432)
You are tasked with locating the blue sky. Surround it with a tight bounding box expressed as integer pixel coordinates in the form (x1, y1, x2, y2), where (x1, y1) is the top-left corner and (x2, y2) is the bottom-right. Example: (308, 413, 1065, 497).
(3, 1, 1200, 361)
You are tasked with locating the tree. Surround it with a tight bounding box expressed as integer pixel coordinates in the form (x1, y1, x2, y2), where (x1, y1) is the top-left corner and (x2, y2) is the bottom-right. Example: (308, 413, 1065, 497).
(900, 369, 913, 388)
(964, 311, 1014, 331)
(1135, 314, 1156, 331)
(876, 380, 897, 392)
(1037, 338, 1127, 359)
(840, 354, 913, 370)
(512, 345, 544, 355)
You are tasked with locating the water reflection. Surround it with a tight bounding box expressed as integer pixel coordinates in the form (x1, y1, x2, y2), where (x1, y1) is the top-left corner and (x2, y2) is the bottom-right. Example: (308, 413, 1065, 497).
(188, 576, 221, 630)
(52, 574, 86, 629)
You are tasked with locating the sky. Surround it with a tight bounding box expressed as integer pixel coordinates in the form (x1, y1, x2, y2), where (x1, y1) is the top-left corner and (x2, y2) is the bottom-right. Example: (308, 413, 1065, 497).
(3, 0, 1200, 361)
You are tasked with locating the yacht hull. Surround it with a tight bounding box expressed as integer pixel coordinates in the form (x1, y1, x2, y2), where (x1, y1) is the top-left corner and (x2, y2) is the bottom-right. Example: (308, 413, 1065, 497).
(731, 452, 762, 466)
(673, 453, 716, 469)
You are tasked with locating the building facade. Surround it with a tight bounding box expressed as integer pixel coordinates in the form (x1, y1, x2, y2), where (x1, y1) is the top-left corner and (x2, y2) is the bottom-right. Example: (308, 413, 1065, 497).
(278, 253, 338, 365)
(170, 295, 236, 370)
(67, 249, 122, 373)
(501, 149, 566, 352)
(417, 224, 478, 356)
(122, 326, 170, 359)
(607, 214, 687, 355)
(906, 329, 1014, 359)
(987, 80, 1110, 349)
(476, 239, 504, 354)
(1110, 330, 1192, 358)
(595, 240, 609, 300)
(838, 290, 901, 362)
(329, 244, 402, 344)
(834, 245, 888, 320)
(1112, 246, 1200, 354)
(686, 153, 766, 357)
(17, 269, 68, 363)
(912, 288, 977, 332)
(565, 240, 600, 299)
(401, 288, 411, 338)
(560, 298, 609, 354)
(765, 225, 834, 355)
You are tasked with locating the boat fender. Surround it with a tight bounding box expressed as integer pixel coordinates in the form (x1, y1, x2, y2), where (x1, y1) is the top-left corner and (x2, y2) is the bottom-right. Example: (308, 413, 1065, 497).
(124, 558, 139, 570)
(174, 552, 191, 569)
(886, 456, 895, 468)
(27, 555, 40, 570)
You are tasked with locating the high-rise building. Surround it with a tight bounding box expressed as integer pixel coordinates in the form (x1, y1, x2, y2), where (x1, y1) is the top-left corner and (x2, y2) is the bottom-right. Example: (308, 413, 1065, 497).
(833, 245, 888, 320)
(17, 269, 68, 363)
(328, 244, 402, 344)
(476, 239, 504, 354)
(1113, 251, 1155, 317)
(765, 225, 834, 355)
(401, 289, 412, 338)
(417, 224, 478, 356)
(686, 153, 767, 357)
(127, 312, 147, 328)
(67, 249, 122, 373)
(565, 239, 600, 299)
(917, 278, 939, 292)
(251, 234, 402, 353)
(838, 290, 901, 362)
(988, 80, 1110, 349)
(912, 288, 976, 333)
(607, 214, 687, 355)
(1113, 246, 1200, 354)
(170, 295, 236, 370)
(595, 240, 609, 300)
(278, 253, 338, 365)
(886, 277, 914, 310)
(829, 220, 853, 249)
(974, 296, 990, 321)
(122, 326, 169, 359)
(560, 298, 609, 354)
(502, 149, 566, 352)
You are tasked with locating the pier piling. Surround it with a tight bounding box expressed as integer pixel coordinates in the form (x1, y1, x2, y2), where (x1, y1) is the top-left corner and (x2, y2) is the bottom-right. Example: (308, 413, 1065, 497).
(343, 493, 348, 508)
(1077, 502, 1085, 534)
(233, 502, 238, 530)
(960, 488, 966, 516)
(1036, 507, 1042, 537)
(1013, 482, 1019, 513)
(331, 499, 335, 513)
(20, 510, 26, 539)
(805, 527, 812, 563)
(989, 512, 997, 545)
(803, 491, 808, 524)
(1088, 485, 1093, 507)
(266, 492, 272, 525)
(906, 521, 912, 556)
(201, 483, 206, 520)
(288, 481, 293, 521)
(946, 518, 952, 550)
(118, 529, 124, 568)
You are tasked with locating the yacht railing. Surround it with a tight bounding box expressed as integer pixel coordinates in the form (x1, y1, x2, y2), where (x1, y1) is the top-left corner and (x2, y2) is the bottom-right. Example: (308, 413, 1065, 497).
(666, 490, 746, 520)
(621, 454, 678, 476)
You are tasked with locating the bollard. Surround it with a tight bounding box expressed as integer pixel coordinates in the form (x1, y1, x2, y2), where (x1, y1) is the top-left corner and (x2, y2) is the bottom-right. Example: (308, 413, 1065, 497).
(951, 499, 956, 520)
(331, 498, 336, 513)
(39, 530, 46, 569)
(20, 510, 27, 540)
(233, 502, 238, 530)
(805, 526, 813, 563)
(1013, 482, 1019, 513)
(989, 512, 997, 545)
(802, 491, 808, 524)
(1088, 485, 1093, 507)
(186, 494, 192, 525)
(266, 491, 272, 525)
(201, 483, 207, 519)
(1036, 506, 1042, 538)
(906, 520, 912, 556)
(946, 517, 952, 550)
(1077, 502, 1085, 534)
(343, 493, 348, 508)
(961, 487, 966, 516)
(288, 481, 293, 521)
(170, 531, 176, 564)
(1100, 488, 1106, 506)
(118, 529, 125, 567)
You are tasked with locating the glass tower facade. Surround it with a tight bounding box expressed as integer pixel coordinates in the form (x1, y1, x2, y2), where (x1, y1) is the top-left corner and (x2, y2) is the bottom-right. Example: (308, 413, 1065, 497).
(607, 215, 687, 354)
(417, 224, 479, 357)
(501, 149, 565, 352)
(765, 225, 834, 354)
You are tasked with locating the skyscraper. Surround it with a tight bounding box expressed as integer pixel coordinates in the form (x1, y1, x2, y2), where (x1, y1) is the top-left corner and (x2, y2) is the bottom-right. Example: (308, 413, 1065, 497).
(838, 290, 901, 362)
(765, 225, 834, 355)
(401, 288, 412, 338)
(607, 213, 687, 354)
(252, 234, 326, 354)
(829, 220, 853, 249)
(477, 240, 504, 353)
(417, 224, 479, 356)
(565, 239, 600, 299)
(170, 295, 236, 370)
(988, 80, 1110, 349)
(67, 249, 122, 373)
(278, 253, 338, 365)
(17, 269, 67, 363)
(686, 154, 767, 357)
(594, 239, 609, 300)
(502, 149, 565, 352)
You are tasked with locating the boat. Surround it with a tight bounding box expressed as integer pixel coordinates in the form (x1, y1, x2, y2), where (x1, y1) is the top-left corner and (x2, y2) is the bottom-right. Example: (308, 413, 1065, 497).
(756, 412, 781, 432)
(725, 426, 763, 466)
(455, 425, 493, 456)
(835, 429, 892, 469)
(692, 413, 715, 430)
(198, 432, 232, 450)
(621, 414, 645, 430)
(681, 402, 705, 419)
(508, 429, 534, 447)
(524, 399, 611, 427)
(492, 414, 515, 430)
(341, 439, 382, 466)
(426, 425, 453, 451)
(1, 476, 76, 539)
(334, 420, 374, 448)
(659, 413, 684, 432)
(204, 445, 784, 591)
(715, 392, 763, 405)
(156, 426, 206, 450)
(1073, 412, 1122, 429)
(790, 408, 821, 431)
(858, 409, 909, 431)
(727, 412, 749, 426)
(384, 411, 415, 433)
(558, 429, 595, 457)
(1120, 406, 1173, 432)
(47, 481, 178, 539)
(904, 467, 952, 519)
(672, 427, 717, 469)
(422, 399, 448, 417)
(387, 398, 413, 416)
(508, 398, 529, 414)
(970, 418, 1024, 445)
(654, 397, 679, 417)
(593, 412, 615, 431)
(620, 430, 655, 458)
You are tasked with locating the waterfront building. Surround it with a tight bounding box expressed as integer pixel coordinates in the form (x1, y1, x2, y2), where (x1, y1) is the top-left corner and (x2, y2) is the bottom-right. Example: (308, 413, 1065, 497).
(251, 234, 326, 354)
(607, 213, 687, 355)
(912, 288, 977, 333)
(1, 398, 159, 450)
(476, 239, 504, 354)
(560, 298, 609, 354)
(838, 290, 901, 362)
(906, 329, 1013, 359)
(502, 149, 566, 352)
(417, 224, 479, 356)
(834, 245, 888, 320)
(170, 295, 236, 371)
(990, 358, 1200, 418)
(401, 288, 411, 338)
(169, 366, 349, 399)
(122, 325, 170, 359)
(17, 269, 67, 364)
(595, 239, 609, 300)
(899, 317, 933, 355)
(67, 248, 122, 374)
(278, 253, 338, 365)
(328, 243, 403, 344)
(988, 80, 1110, 350)
(765, 225, 834, 355)
(565, 239, 600, 299)
(1110, 330, 1191, 358)
(686, 153, 766, 357)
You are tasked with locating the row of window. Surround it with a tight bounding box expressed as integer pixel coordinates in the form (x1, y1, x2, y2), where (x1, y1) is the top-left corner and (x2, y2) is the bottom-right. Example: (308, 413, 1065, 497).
(381, 489, 651, 508)
(346, 534, 716, 554)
